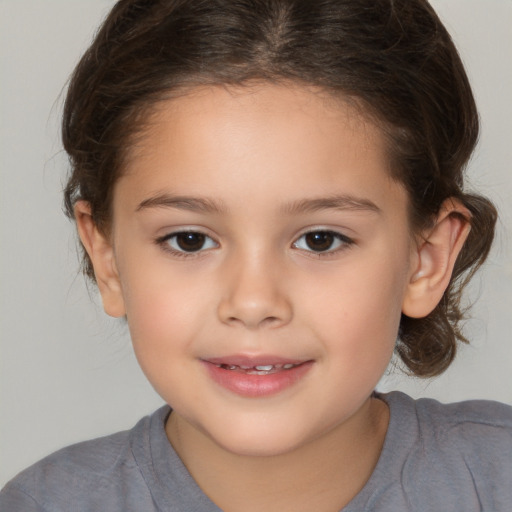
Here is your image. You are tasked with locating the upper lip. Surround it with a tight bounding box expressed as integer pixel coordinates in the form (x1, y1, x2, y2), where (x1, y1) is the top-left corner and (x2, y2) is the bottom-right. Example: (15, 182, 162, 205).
(203, 355, 309, 367)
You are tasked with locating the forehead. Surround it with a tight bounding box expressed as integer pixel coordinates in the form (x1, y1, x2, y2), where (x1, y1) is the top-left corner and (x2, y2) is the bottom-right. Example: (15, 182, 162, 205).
(128, 83, 384, 162)
(116, 83, 404, 216)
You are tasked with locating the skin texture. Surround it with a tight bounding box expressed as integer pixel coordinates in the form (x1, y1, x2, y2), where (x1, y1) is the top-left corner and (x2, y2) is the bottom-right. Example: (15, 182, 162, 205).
(75, 84, 470, 511)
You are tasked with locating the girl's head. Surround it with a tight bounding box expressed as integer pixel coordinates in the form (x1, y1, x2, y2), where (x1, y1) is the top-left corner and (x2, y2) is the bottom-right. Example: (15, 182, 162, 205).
(63, 0, 496, 383)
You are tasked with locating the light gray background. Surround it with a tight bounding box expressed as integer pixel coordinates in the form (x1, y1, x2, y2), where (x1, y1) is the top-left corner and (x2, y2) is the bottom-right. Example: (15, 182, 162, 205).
(1, 0, 511, 487)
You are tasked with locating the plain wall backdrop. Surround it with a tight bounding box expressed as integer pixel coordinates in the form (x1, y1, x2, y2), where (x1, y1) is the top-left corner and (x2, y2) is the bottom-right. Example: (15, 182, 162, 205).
(1, 0, 511, 487)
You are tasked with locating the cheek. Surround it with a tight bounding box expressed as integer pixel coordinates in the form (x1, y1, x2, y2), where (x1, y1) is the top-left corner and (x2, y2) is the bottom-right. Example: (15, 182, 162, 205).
(120, 273, 205, 399)
(299, 250, 409, 359)
(313, 256, 406, 322)
(117, 253, 211, 354)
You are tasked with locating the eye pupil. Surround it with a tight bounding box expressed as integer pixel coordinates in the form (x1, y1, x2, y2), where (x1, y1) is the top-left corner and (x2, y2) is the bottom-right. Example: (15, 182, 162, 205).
(305, 231, 334, 251)
(176, 232, 205, 252)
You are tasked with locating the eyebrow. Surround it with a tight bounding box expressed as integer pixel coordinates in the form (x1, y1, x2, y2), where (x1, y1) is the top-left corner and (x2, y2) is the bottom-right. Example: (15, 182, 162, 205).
(136, 193, 227, 214)
(135, 192, 380, 215)
(281, 195, 381, 215)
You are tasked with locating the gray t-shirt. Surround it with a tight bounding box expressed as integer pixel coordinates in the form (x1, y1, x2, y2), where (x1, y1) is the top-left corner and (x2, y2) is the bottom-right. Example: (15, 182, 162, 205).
(1, 391, 511, 511)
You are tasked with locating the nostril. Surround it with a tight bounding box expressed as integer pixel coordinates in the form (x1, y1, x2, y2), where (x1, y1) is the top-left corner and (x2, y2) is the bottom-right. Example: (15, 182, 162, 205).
(260, 316, 280, 326)
(224, 314, 287, 329)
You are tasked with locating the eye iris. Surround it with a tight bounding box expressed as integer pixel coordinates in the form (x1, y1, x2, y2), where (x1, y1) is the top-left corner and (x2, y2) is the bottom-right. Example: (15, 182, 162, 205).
(176, 233, 205, 252)
(305, 231, 334, 251)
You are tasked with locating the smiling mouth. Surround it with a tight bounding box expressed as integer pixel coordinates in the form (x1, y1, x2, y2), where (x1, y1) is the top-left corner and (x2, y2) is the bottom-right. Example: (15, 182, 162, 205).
(203, 358, 314, 396)
(214, 362, 302, 375)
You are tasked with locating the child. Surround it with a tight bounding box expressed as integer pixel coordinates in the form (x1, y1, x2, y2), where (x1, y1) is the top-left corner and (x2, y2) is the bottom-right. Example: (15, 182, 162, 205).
(1, 0, 511, 510)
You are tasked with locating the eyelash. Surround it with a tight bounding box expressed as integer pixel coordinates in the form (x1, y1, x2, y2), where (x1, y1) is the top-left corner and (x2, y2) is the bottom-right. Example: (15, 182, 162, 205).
(293, 230, 354, 257)
(155, 230, 219, 258)
(155, 229, 354, 259)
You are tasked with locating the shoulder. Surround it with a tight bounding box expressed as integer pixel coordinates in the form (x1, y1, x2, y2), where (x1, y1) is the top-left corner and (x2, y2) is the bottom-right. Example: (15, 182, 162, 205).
(0, 407, 169, 512)
(384, 391, 512, 460)
(411, 392, 512, 450)
(384, 389, 512, 433)
(18, 431, 129, 483)
(413, 393, 512, 482)
(413, 391, 512, 425)
(378, 392, 512, 510)
(0, 430, 132, 511)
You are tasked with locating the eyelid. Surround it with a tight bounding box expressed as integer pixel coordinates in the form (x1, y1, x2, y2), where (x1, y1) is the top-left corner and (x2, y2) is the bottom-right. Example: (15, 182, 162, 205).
(155, 227, 219, 257)
(292, 228, 354, 255)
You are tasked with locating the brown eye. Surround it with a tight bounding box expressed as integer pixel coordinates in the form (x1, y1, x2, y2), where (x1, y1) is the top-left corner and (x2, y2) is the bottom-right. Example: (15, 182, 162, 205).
(304, 231, 335, 251)
(176, 232, 206, 252)
(293, 230, 353, 253)
(161, 231, 218, 254)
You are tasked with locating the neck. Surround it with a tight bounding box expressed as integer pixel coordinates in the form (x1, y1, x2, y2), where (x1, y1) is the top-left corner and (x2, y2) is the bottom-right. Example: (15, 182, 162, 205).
(166, 396, 389, 512)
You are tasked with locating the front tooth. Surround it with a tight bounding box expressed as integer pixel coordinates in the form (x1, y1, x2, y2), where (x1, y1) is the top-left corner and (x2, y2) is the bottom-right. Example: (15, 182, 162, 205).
(254, 365, 274, 371)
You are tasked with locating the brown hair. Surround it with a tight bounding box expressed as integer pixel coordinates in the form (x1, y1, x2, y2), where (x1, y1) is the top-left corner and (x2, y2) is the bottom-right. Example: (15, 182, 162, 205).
(62, 0, 497, 377)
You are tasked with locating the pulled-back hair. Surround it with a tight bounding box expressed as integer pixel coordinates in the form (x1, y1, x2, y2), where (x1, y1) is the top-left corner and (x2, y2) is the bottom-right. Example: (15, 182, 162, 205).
(62, 0, 497, 377)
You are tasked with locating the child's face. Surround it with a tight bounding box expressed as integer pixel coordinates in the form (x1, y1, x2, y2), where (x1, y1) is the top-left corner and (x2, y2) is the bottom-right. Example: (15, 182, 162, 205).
(103, 84, 418, 456)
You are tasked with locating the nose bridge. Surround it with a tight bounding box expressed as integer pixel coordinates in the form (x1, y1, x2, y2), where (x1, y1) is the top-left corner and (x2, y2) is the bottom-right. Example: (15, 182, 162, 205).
(217, 246, 293, 329)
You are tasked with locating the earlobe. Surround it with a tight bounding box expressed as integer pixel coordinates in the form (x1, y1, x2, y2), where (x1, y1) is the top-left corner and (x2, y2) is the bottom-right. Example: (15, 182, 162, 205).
(74, 201, 126, 318)
(402, 198, 471, 318)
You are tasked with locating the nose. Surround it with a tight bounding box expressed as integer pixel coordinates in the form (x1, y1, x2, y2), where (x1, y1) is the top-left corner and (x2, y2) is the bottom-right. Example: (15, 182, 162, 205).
(217, 252, 293, 330)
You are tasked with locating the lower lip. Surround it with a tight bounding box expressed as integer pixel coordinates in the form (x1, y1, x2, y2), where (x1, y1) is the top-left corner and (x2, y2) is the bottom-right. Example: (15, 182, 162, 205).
(202, 361, 314, 398)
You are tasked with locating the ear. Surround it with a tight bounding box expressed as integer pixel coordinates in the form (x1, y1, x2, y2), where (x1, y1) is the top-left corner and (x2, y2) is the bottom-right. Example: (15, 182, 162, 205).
(402, 198, 471, 318)
(74, 201, 126, 318)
